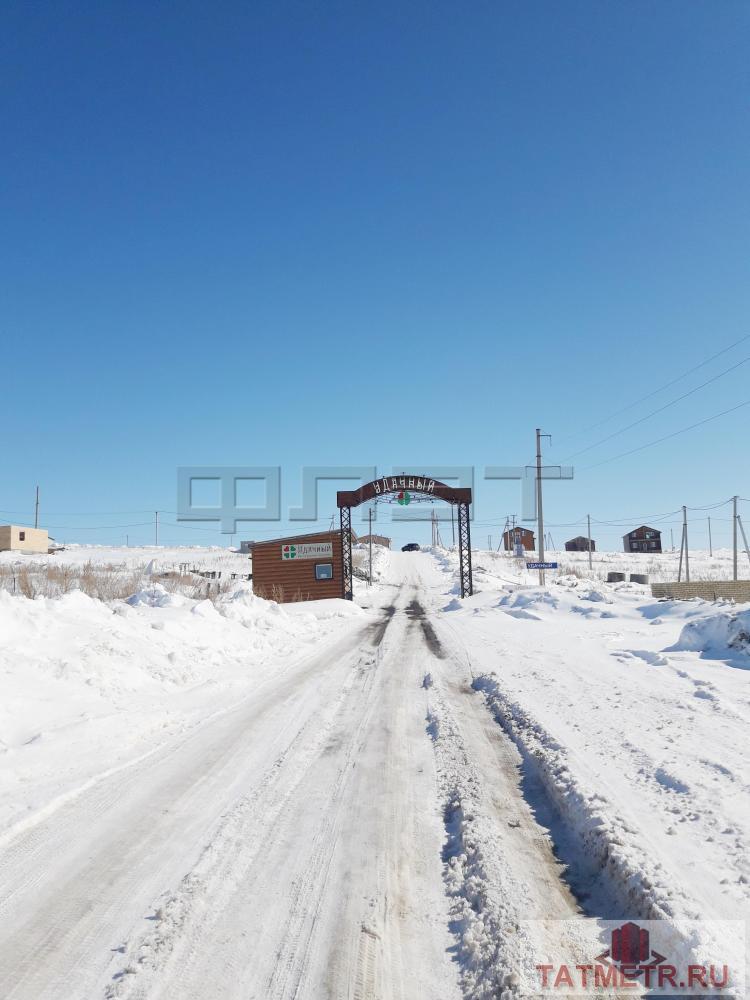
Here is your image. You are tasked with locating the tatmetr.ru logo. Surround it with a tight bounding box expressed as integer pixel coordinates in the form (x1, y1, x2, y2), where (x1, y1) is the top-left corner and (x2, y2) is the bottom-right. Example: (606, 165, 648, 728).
(518, 918, 744, 996)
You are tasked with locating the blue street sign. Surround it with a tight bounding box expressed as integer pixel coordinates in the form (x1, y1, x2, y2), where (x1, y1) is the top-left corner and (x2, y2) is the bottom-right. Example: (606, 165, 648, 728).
(526, 561, 558, 570)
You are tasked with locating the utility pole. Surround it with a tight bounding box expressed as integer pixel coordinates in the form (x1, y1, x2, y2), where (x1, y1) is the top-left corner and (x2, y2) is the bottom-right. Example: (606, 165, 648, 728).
(368, 507, 373, 586)
(34, 486, 39, 529)
(587, 513, 593, 572)
(737, 513, 750, 571)
(733, 496, 739, 581)
(155, 511, 159, 546)
(126, 534, 129, 547)
(488, 534, 492, 551)
(535, 428, 549, 585)
(681, 506, 690, 583)
(708, 516, 713, 558)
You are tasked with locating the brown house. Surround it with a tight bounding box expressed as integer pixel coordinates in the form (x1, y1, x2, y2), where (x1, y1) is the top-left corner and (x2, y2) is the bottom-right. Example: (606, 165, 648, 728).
(623, 525, 662, 553)
(251, 530, 344, 602)
(565, 536, 595, 552)
(502, 527, 535, 552)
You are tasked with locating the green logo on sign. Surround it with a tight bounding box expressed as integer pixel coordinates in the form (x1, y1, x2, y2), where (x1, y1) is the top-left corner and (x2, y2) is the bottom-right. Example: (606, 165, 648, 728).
(396, 490, 411, 506)
(282, 545, 297, 559)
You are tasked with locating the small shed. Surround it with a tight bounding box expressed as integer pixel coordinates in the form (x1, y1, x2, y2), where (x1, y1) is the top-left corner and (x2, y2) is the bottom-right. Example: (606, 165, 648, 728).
(250, 530, 343, 602)
(358, 533, 391, 549)
(502, 527, 535, 552)
(623, 525, 662, 553)
(0, 525, 49, 554)
(565, 536, 595, 553)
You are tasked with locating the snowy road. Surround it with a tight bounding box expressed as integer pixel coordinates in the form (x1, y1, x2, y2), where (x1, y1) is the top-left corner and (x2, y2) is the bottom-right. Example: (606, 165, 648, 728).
(2, 549, 745, 998)
(0, 558, 465, 999)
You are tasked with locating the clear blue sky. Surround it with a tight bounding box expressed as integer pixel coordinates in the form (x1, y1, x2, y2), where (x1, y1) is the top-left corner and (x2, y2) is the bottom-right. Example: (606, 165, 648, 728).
(2, 1, 748, 549)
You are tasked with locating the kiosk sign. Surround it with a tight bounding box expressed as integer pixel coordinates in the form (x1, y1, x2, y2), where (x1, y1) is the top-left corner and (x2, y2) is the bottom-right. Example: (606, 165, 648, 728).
(281, 542, 333, 560)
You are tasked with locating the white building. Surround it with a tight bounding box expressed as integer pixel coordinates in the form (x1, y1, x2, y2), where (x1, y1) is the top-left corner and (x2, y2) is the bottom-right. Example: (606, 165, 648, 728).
(0, 525, 49, 554)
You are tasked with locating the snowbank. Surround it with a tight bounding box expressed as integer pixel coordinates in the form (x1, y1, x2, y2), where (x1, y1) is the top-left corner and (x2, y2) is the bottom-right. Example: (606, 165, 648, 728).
(672, 608, 750, 660)
(0, 584, 366, 837)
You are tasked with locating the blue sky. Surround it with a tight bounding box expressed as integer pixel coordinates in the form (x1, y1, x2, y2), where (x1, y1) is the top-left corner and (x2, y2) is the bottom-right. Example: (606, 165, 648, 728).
(2, 1, 748, 549)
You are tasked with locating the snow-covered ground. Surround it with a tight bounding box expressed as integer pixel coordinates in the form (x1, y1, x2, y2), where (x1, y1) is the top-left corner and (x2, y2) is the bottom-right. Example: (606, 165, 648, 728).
(0, 583, 362, 839)
(0, 543, 252, 572)
(474, 544, 749, 584)
(0, 543, 747, 997)
(427, 547, 750, 993)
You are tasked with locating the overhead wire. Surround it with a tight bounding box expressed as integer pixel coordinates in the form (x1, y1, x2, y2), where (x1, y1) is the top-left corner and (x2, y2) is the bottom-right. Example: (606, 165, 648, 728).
(550, 332, 750, 451)
(561, 355, 750, 462)
(580, 398, 750, 471)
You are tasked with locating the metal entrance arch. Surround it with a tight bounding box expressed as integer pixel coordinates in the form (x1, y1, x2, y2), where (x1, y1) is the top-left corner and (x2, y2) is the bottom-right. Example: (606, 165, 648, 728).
(336, 475, 473, 601)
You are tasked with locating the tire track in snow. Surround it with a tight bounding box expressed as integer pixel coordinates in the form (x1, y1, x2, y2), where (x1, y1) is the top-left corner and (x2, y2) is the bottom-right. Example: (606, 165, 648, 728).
(263, 652, 383, 1000)
(0, 623, 376, 1000)
(104, 647, 381, 1000)
(422, 601, 640, 1000)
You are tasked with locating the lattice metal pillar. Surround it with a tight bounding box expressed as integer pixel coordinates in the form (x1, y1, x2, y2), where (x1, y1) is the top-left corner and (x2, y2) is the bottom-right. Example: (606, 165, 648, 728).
(340, 505, 353, 600)
(457, 501, 473, 598)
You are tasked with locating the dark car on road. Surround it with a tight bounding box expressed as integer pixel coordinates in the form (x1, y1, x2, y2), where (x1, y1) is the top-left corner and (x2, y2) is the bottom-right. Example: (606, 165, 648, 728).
(401, 542, 420, 552)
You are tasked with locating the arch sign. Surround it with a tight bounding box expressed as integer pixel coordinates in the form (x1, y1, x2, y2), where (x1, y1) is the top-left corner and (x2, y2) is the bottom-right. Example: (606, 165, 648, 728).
(336, 476, 473, 600)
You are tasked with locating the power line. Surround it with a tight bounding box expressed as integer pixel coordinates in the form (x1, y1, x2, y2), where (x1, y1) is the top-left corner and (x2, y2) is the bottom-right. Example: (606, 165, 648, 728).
(581, 398, 750, 471)
(562, 354, 750, 461)
(551, 332, 750, 451)
(45, 522, 155, 531)
(0, 508, 158, 517)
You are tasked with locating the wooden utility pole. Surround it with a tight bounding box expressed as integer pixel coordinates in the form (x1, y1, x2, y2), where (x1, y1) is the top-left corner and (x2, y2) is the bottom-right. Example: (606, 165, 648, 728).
(708, 516, 713, 558)
(155, 511, 159, 546)
(587, 513, 593, 572)
(733, 496, 738, 581)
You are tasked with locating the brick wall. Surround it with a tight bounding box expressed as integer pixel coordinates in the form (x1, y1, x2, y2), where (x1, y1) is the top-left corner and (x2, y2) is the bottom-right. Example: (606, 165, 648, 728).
(651, 581, 750, 603)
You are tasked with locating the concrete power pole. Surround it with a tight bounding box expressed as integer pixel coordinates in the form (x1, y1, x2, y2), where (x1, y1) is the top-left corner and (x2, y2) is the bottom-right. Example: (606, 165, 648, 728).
(368, 507, 373, 587)
(34, 486, 39, 530)
(708, 516, 713, 558)
(155, 511, 159, 546)
(681, 506, 690, 583)
(536, 428, 547, 585)
(733, 496, 739, 581)
(587, 513, 593, 572)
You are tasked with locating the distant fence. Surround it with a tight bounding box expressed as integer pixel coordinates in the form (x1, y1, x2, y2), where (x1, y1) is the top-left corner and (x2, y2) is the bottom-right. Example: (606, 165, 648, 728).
(651, 581, 750, 603)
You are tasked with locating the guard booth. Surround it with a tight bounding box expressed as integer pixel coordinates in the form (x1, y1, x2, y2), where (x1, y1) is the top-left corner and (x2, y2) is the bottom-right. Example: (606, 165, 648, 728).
(250, 530, 343, 602)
